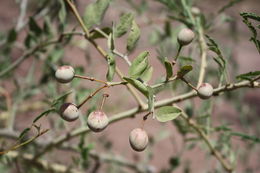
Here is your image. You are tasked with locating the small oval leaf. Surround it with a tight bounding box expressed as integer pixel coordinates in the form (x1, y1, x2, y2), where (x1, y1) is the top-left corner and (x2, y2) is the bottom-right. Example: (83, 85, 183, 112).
(127, 20, 140, 52)
(123, 77, 149, 96)
(129, 51, 149, 78)
(177, 65, 193, 78)
(156, 106, 182, 122)
(164, 59, 173, 79)
(114, 13, 134, 37)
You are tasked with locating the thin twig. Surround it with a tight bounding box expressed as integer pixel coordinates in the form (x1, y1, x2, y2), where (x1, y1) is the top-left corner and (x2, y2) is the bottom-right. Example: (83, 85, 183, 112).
(33, 80, 260, 159)
(179, 111, 233, 172)
(16, 0, 28, 31)
(77, 85, 108, 109)
(93, 28, 132, 66)
(180, 77, 198, 91)
(64, 0, 146, 109)
(74, 74, 107, 85)
(196, 17, 208, 88)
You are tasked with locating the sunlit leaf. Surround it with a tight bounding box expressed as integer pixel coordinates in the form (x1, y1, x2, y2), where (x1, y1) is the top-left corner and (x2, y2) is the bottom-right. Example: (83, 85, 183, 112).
(156, 106, 182, 122)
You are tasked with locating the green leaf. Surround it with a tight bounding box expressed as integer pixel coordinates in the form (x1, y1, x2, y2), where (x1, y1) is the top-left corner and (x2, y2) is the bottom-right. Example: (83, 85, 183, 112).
(218, 0, 242, 14)
(29, 17, 42, 35)
(107, 32, 115, 51)
(127, 20, 140, 52)
(58, 0, 67, 24)
(83, 0, 110, 28)
(156, 106, 182, 122)
(123, 77, 149, 96)
(43, 17, 53, 36)
(106, 52, 116, 81)
(129, 51, 149, 78)
(177, 65, 193, 78)
(114, 13, 134, 37)
(236, 71, 260, 81)
(231, 132, 260, 143)
(7, 28, 17, 43)
(140, 66, 153, 82)
(240, 12, 260, 53)
(19, 128, 31, 139)
(240, 12, 260, 21)
(164, 59, 173, 79)
(33, 108, 56, 123)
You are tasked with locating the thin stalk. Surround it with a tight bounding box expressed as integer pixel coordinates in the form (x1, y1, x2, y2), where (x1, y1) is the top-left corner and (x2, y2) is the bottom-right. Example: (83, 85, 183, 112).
(74, 74, 107, 85)
(77, 85, 107, 109)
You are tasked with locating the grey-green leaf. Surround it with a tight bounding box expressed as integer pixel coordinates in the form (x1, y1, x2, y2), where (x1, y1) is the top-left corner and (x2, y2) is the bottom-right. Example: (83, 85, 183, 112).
(107, 33, 115, 51)
(83, 0, 110, 28)
(236, 71, 260, 81)
(140, 66, 153, 82)
(156, 106, 182, 122)
(114, 13, 134, 37)
(129, 51, 149, 78)
(123, 77, 149, 96)
(58, 0, 67, 24)
(29, 17, 42, 35)
(106, 52, 116, 81)
(127, 20, 140, 52)
(164, 59, 173, 79)
(177, 65, 193, 78)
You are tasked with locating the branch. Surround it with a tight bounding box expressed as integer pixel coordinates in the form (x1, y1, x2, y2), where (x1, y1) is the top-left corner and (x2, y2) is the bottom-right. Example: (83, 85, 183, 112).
(64, 0, 146, 109)
(180, 111, 233, 172)
(196, 17, 208, 87)
(34, 80, 260, 158)
(0, 132, 155, 173)
(0, 32, 85, 78)
(6, 151, 83, 173)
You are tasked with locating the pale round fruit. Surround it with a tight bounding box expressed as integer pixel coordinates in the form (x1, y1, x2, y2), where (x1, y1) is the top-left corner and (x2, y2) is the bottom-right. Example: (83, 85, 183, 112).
(197, 83, 214, 99)
(177, 28, 195, 46)
(60, 103, 80, 122)
(129, 128, 149, 152)
(55, 65, 75, 83)
(87, 111, 109, 132)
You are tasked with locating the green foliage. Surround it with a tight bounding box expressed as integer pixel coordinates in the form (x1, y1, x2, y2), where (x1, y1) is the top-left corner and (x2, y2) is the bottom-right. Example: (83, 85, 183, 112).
(106, 52, 116, 81)
(83, 0, 110, 28)
(127, 20, 141, 52)
(156, 106, 182, 122)
(177, 65, 193, 78)
(236, 71, 260, 81)
(164, 59, 173, 79)
(114, 13, 134, 37)
(240, 12, 260, 53)
(218, 0, 243, 14)
(123, 77, 149, 96)
(206, 35, 228, 83)
(129, 51, 149, 79)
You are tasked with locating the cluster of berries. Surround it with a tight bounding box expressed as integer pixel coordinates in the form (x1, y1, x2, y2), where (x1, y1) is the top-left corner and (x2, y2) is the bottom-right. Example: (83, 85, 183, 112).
(54, 27, 214, 152)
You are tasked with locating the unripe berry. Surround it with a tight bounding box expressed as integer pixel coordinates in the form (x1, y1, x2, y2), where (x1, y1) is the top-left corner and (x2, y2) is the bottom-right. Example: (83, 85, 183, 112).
(55, 66, 75, 83)
(177, 28, 195, 46)
(129, 128, 149, 152)
(60, 103, 80, 122)
(87, 111, 109, 132)
(197, 83, 214, 99)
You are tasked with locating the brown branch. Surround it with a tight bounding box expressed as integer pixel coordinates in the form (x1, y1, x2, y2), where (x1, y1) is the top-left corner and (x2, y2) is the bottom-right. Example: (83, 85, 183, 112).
(179, 111, 233, 172)
(33, 80, 259, 159)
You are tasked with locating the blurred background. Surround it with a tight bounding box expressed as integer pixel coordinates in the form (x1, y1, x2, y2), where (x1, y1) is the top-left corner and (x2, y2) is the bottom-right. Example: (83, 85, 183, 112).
(0, 0, 259, 173)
